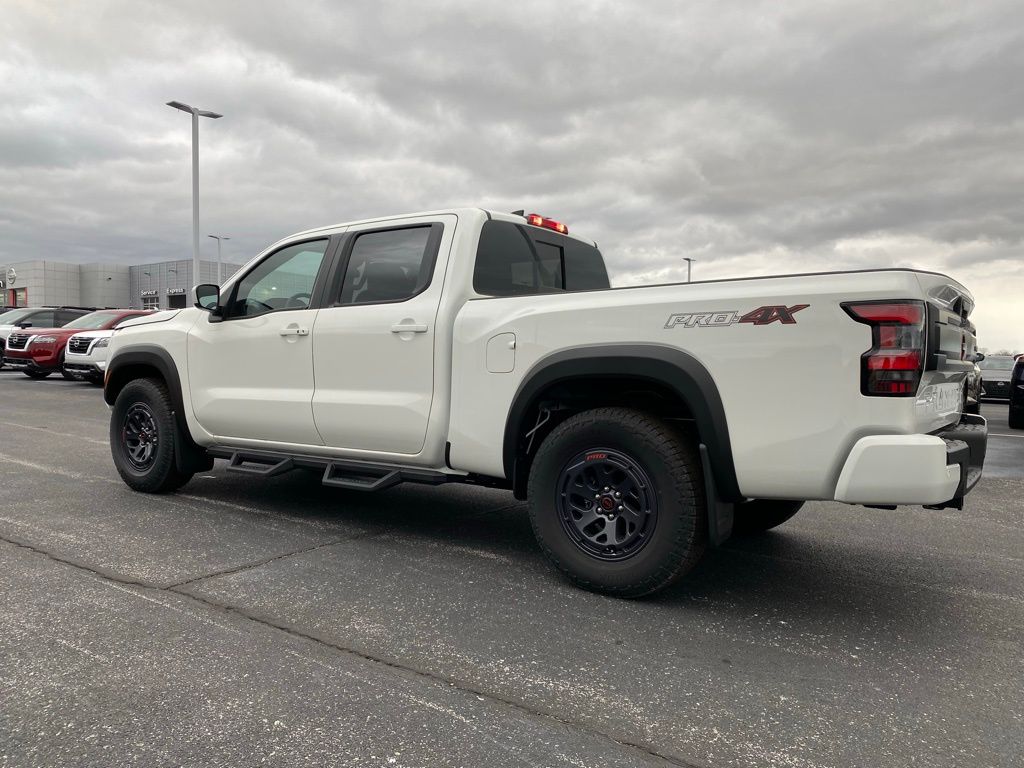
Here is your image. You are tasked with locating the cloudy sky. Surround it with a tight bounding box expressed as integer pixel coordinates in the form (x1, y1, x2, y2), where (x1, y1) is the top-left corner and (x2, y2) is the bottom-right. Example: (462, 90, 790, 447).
(1, 0, 1022, 349)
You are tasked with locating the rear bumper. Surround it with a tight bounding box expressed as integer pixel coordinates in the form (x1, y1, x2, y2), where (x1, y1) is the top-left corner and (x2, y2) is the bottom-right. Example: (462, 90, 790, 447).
(981, 380, 1011, 400)
(834, 414, 986, 509)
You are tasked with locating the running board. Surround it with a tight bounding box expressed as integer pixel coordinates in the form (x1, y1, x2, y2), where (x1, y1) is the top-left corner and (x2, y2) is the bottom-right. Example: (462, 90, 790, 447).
(213, 448, 452, 492)
(226, 452, 294, 477)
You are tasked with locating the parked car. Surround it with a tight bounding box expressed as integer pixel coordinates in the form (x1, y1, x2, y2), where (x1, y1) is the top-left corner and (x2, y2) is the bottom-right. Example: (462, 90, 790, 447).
(103, 208, 986, 597)
(63, 313, 154, 384)
(964, 353, 984, 414)
(978, 354, 1017, 401)
(1010, 357, 1024, 430)
(3, 309, 151, 379)
(0, 306, 96, 369)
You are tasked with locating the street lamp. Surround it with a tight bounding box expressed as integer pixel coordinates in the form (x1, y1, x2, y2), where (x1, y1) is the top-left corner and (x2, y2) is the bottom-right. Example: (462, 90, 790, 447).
(207, 235, 230, 284)
(682, 257, 696, 283)
(167, 100, 222, 293)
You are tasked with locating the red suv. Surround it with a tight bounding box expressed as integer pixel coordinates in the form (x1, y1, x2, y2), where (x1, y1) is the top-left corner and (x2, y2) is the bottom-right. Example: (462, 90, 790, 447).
(3, 309, 152, 379)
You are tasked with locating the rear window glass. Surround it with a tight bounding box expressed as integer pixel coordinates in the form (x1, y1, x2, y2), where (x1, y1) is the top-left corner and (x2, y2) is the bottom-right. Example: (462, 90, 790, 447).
(473, 220, 609, 296)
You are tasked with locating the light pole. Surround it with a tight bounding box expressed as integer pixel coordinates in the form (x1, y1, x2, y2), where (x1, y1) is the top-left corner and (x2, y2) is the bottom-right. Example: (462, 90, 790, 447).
(683, 257, 696, 283)
(207, 235, 230, 284)
(167, 100, 222, 292)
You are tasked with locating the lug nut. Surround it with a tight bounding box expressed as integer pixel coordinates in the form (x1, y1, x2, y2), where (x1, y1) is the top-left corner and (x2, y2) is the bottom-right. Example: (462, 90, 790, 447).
(614, 491, 621, 498)
(618, 505, 623, 511)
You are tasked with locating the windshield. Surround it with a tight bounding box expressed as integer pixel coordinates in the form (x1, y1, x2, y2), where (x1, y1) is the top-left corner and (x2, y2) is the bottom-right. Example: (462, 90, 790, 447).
(63, 311, 124, 330)
(979, 357, 1015, 371)
(0, 308, 33, 325)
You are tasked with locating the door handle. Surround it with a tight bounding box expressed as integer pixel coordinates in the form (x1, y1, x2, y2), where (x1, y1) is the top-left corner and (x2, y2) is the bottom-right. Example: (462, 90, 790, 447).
(390, 322, 428, 334)
(279, 326, 309, 337)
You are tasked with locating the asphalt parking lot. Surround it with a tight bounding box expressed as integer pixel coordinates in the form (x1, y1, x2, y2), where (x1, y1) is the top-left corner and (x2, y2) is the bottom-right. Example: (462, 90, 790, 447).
(0, 371, 1021, 768)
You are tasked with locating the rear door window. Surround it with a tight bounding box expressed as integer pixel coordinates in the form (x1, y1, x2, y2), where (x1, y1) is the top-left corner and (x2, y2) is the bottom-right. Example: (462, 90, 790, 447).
(337, 225, 440, 305)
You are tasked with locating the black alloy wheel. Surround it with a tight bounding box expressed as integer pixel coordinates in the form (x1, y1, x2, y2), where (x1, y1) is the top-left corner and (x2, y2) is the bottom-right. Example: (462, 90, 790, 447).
(557, 449, 658, 561)
(122, 403, 159, 470)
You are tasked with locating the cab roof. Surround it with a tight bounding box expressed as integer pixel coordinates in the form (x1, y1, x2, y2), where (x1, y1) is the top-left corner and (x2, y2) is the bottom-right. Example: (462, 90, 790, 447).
(285, 208, 598, 248)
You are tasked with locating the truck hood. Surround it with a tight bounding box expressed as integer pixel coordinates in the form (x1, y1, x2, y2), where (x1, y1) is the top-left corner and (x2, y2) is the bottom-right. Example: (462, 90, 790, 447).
(116, 310, 180, 329)
(5, 326, 75, 338)
(67, 329, 114, 340)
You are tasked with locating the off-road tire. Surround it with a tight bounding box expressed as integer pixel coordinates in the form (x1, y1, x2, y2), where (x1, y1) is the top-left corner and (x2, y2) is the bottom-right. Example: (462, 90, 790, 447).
(731, 499, 804, 535)
(527, 407, 706, 598)
(110, 378, 193, 493)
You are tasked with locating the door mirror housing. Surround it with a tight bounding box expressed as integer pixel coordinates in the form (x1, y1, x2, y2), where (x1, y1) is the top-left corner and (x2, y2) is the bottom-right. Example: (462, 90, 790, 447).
(974, 352, 985, 362)
(193, 284, 224, 322)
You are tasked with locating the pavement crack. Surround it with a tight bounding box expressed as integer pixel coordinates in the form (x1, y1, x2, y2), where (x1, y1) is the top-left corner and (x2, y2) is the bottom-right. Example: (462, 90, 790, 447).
(164, 536, 369, 589)
(0, 533, 700, 768)
(0, 533, 165, 590)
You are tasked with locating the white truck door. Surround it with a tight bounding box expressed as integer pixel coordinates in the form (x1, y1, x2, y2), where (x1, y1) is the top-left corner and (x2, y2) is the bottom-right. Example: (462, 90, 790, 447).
(311, 215, 455, 455)
(187, 238, 332, 446)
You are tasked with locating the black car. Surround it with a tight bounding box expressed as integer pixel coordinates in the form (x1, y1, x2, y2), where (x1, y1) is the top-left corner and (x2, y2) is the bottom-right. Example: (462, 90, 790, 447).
(1009, 357, 1024, 430)
(978, 354, 1017, 401)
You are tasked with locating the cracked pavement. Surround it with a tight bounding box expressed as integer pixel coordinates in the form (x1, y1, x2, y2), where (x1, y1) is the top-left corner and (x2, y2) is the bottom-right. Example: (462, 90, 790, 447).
(1, 372, 1022, 767)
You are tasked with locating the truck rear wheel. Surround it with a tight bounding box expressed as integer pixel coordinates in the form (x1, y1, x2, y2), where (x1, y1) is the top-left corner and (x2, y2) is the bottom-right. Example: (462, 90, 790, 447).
(527, 408, 706, 598)
(731, 499, 804, 535)
(110, 378, 193, 493)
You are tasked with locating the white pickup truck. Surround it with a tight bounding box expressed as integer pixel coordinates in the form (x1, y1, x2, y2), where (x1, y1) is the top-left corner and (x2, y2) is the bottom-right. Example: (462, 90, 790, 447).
(104, 208, 987, 597)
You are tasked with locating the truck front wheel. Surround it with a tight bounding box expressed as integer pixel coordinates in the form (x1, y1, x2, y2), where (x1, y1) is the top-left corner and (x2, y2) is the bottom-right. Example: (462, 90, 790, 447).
(731, 499, 804, 535)
(527, 408, 706, 598)
(110, 378, 193, 493)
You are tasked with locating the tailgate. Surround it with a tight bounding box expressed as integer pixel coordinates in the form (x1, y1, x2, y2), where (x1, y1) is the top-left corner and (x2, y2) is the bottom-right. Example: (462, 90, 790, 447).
(914, 273, 977, 376)
(914, 273, 977, 429)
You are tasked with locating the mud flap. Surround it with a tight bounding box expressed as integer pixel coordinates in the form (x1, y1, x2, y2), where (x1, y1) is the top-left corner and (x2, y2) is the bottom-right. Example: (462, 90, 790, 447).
(700, 444, 734, 546)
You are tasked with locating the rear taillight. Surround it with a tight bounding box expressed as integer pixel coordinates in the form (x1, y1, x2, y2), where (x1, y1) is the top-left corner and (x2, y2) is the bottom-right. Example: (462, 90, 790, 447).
(843, 300, 926, 397)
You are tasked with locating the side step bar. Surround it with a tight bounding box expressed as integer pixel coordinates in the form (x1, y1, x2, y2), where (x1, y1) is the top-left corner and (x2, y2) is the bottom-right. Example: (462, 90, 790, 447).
(213, 447, 453, 492)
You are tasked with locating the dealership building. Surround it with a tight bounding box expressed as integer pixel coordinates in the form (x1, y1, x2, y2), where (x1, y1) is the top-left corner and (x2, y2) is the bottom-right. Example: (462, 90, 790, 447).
(1, 259, 243, 312)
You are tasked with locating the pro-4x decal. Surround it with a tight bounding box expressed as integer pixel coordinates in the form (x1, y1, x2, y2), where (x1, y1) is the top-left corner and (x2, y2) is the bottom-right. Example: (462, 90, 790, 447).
(665, 304, 809, 329)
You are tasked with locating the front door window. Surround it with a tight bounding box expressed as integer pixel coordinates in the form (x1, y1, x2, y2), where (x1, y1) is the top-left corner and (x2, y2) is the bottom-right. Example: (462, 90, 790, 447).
(227, 240, 329, 318)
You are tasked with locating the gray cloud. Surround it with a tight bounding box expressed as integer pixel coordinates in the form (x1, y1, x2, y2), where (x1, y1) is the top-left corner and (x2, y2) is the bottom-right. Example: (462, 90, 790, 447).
(1, 0, 1022, 349)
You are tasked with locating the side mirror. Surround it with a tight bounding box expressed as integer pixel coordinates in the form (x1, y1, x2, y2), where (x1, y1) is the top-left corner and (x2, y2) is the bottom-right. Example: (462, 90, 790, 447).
(193, 284, 225, 323)
(16, 322, 31, 328)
